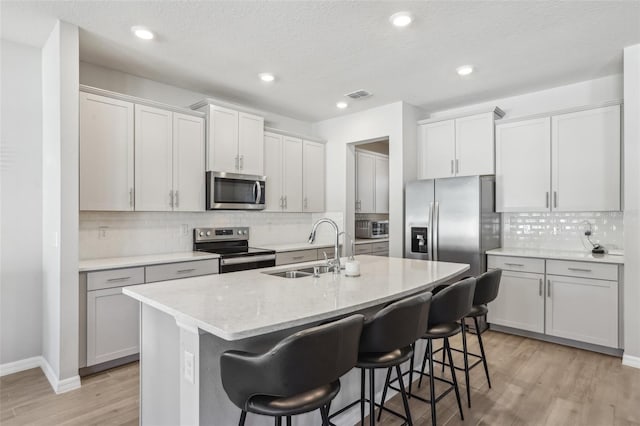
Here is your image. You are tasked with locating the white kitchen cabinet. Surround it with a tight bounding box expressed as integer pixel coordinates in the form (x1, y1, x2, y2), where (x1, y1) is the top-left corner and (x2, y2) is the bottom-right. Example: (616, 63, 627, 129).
(282, 136, 303, 212)
(495, 117, 552, 212)
(355, 150, 388, 214)
(417, 109, 503, 180)
(238, 112, 265, 175)
(173, 113, 205, 211)
(551, 105, 621, 212)
(135, 104, 173, 211)
(302, 140, 326, 212)
(417, 120, 455, 179)
(86, 287, 140, 367)
(487, 270, 545, 333)
(545, 275, 618, 348)
(455, 112, 496, 176)
(263, 132, 303, 212)
(374, 156, 389, 213)
(80, 92, 134, 211)
(207, 105, 239, 173)
(198, 102, 264, 175)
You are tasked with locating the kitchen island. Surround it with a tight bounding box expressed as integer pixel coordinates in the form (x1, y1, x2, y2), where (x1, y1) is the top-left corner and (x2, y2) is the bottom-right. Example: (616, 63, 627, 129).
(123, 255, 469, 426)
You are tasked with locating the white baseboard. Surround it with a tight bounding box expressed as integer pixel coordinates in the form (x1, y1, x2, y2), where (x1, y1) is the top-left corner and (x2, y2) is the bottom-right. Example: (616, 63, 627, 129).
(0, 356, 43, 377)
(622, 353, 640, 369)
(1, 356, 81, 394)
(40, 357, 81, 394)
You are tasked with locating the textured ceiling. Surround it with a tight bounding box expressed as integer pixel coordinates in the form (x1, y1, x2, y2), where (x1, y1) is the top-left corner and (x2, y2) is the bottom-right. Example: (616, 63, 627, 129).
(2, 1, 639, 121)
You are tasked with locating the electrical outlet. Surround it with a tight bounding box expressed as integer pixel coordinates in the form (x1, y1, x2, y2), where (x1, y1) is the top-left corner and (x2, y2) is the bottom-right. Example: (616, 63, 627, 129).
(184, 351, 195, 384)
(98, 226, 108, 240)
(181, 224, 189, 237)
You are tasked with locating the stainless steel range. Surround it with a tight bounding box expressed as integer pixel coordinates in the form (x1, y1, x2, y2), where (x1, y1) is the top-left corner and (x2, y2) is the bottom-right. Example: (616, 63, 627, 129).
(193, 227, 276, 273)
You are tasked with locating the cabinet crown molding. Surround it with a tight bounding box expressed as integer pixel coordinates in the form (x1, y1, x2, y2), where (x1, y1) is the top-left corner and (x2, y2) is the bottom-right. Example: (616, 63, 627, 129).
(264, 127, 326, 143)
(80, 85, 205, 118)
(496, 100, 622, 125)
(418, 106, 505, 125)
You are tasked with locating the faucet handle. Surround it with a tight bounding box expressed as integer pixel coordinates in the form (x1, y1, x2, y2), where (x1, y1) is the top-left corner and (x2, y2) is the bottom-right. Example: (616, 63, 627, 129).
(323, 251, 329, 263)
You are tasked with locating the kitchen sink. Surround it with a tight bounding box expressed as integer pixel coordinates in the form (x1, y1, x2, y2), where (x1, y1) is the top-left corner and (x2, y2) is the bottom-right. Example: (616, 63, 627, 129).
(297, 265, 333, 274)
(267, 270, 313, 279)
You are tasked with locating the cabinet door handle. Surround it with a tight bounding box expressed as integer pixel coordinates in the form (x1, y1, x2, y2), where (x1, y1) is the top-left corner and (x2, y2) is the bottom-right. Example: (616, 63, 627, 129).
(279, 196, 283, 208)
(539, 278, 542, 296)
(547, 279, 551, 298)
(504, 262, 525, 267)
(239, 155, 244, 170)
(292, 256, 304, 260)
(176, 268, 196, 274)
(284, 195, 288, 209)
(169, 190, 174, 208)
(450, 160, 454, 174)
(546, 192, 549, 208)
(553, 191, 558, 208)
(175, 190, 179, 208)
(455, 159, 459, 174)
(129, 188, 134, 208)
(304, 197, 308, 209)
(235, 156, 239, 170)
(568, 267, 592, 273)
(107, 276, 131, 283)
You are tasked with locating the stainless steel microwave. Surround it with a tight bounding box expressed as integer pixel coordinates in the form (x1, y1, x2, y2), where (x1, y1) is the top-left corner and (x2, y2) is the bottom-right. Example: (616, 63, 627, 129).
(206, 171, 266, 210)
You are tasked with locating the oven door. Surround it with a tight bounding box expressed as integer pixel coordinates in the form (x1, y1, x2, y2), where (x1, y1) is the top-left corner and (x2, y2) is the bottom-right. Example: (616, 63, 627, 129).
(219, 254, 276, 273)
(207, 171, 266, 210)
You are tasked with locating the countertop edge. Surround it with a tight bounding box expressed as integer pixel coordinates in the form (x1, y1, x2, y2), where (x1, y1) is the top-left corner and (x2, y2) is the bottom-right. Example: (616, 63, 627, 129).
(486, 248, 624, 265)
(79, 252, 221, 272)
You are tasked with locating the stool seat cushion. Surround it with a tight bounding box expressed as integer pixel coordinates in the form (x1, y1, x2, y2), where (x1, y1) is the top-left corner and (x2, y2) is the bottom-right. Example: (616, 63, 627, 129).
(356, 345, 413, 369)
(422, 322, 460, 339)
(247, 381, 340, 417)
(466, 304, 488, 317)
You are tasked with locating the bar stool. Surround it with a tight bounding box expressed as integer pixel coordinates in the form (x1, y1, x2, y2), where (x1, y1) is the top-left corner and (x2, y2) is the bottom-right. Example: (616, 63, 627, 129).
(380, 277, 476, 426)
(439, 269, 502, 407)
(329, 292, 432, 425)
(220, 314, 364, 426)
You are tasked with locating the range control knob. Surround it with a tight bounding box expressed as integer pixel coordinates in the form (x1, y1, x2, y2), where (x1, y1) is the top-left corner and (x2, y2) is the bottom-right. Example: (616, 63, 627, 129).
(199, 231, 204, 237)
(206, 231, 212, 236)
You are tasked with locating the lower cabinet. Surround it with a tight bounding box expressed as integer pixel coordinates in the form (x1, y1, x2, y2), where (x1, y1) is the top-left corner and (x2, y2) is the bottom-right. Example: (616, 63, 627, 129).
(545, 275, 618, 348)
(487, 255, 620, 350)
(487, 271, 544, 333)
(87, 287, 140, 367)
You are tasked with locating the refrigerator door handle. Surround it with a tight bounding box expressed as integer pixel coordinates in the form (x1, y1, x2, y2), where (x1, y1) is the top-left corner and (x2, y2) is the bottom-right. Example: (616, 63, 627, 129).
(427, 202, 434, 260)
(433, 201, 439, 261)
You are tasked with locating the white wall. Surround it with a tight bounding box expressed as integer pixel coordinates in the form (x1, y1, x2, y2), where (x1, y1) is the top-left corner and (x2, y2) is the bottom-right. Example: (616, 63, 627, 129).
(41, 20, 80, 390)
(312, 102, 422, 257)
(79, 62, 313, 135)
(0, 40, 43, 365)
(623, 44, 640, 367)
(427, 74, 623, 119)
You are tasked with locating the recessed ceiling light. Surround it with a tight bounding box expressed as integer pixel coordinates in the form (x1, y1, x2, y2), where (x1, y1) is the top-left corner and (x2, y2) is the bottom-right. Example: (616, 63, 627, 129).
(131, 26, 154, 40)
(390, 12, 413, 27)
(259, 73, 275, 82)
(336, 102, 348, 109)
(456, 65, 474, 76)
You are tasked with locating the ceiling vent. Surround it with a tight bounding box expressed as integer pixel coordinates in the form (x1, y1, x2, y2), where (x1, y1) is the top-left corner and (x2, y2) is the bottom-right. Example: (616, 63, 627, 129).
(345, 89, 372, 100)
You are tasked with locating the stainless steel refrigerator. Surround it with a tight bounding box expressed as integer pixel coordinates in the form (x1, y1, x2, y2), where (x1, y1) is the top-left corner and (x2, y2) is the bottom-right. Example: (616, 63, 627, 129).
(404, 175, 501, 276)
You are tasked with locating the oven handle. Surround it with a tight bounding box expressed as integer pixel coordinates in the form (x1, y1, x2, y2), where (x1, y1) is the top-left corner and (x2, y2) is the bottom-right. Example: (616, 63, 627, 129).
(255, 181, 262, 204)
(220, 254, 276, 266)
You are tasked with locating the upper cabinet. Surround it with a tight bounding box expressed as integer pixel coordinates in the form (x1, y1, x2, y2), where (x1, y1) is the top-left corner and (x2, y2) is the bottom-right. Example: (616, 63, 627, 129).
(417, 108, 504, 179)
(194, 102, 264, 175)
(80, 92, 135, 211)
(356, 150, 389, 214)
(80, 87, 205, 212)
(496, 104, 621, 213)
(263, 131, 326, 213)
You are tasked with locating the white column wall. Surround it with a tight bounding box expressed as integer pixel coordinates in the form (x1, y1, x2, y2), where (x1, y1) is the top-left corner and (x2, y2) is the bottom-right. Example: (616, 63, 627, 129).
(623, 44, 640, 367)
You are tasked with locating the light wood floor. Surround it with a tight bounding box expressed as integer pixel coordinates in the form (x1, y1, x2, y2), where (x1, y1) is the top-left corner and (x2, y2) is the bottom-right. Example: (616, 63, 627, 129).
(1, 331, 639, 425)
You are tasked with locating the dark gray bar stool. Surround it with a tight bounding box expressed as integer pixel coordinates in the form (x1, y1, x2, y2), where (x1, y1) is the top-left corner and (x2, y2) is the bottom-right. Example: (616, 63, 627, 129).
(380, 277, 476, 426)
(439, 269, 502, 408)
(220, 314, 364, 426)
(329, 292, 432, 426)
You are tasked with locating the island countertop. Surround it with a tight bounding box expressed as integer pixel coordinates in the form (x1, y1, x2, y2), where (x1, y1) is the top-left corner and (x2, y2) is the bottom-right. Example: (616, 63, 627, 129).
(123, 255, 468, 341)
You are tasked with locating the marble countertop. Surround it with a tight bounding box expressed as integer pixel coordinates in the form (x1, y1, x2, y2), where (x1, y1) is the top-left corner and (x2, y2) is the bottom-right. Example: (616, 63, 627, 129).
(79, 251, 220, 272)
(123, 255, 469, 341)
(256, 241, 337, 252)
(355, 238, 389, 245)
(486, 248, 624, 265)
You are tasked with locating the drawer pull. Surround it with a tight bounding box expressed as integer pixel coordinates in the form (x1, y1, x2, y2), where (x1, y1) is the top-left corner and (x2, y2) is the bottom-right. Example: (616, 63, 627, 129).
(292, 256, 305, 260)
(504, 262, 525, 267)
(177, 268, 196, 274)
(107, 277, 131, 282)
(568, 267, 592, 273)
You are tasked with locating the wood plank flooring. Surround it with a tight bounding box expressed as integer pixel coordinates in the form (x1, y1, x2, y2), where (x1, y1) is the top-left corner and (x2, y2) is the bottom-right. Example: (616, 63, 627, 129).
(1, 330, 639, 425)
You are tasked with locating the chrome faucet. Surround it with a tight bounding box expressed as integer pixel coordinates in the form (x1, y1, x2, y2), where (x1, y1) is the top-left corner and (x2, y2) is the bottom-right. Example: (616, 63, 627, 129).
(309, 218, 341, 273)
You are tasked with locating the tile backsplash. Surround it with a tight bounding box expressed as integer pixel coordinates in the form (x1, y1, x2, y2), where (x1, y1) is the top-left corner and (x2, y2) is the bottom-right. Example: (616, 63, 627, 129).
(80, 211, 343, 260)
(502, 212, 623, 251)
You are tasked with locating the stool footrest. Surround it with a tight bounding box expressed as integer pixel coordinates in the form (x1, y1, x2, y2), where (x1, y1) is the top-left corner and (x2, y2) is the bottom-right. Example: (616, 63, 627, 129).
(328, 396, 408, 424)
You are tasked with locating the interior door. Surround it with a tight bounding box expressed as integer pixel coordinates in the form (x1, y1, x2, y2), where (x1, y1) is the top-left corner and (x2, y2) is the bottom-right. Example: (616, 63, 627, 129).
(263, 132, 283, 211)
(282, 136, 303, 212)
(134, 104, 173, 211)
(435, 176, 481, 273)
(173, 113, 205, 211)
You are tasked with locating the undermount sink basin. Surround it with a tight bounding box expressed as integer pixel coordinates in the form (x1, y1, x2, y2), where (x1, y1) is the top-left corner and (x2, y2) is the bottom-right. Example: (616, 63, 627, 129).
(267, 270, 313, 279)
(297, 265, 333, 274)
